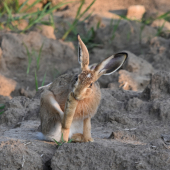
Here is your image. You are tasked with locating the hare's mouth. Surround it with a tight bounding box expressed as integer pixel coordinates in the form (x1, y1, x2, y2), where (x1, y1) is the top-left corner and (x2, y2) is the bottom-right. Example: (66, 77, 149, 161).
(72, 92, 80, 101)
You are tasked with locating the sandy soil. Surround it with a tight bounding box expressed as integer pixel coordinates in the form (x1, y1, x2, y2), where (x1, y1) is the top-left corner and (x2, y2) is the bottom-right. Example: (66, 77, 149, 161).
(0, 0, 170, 169)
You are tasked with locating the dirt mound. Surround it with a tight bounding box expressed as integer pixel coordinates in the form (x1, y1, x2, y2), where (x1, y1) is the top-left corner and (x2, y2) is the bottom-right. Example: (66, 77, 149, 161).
(0, 96, 39, 127)
(51, 140, 170, 170)
(118, 51, 154, 91)
(0, 74, 16, 98)
(0, 140, 43, 170)
(149, 71, 170, 100)
(0, 31, 79, 100)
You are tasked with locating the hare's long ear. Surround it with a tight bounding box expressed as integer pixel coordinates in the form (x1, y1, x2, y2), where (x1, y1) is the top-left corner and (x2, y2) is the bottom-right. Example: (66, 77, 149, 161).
(94, 52, 128, 81)
(78, 34, 89, 71)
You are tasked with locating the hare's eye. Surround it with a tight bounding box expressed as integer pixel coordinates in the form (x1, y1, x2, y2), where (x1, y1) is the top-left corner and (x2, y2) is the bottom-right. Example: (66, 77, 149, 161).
(89, 83, 93, 88)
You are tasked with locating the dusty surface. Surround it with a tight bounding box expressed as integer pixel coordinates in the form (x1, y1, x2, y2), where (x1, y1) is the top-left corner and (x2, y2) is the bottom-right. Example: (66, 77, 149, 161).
(0, 0, 170, 169)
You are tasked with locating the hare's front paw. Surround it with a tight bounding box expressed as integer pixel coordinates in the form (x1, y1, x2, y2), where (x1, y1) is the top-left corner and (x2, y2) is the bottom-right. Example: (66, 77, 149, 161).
(61, 128, 70, 142)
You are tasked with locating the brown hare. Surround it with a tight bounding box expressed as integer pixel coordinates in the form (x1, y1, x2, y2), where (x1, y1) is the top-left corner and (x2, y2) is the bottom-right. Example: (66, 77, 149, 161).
(38, 34, 128, 142)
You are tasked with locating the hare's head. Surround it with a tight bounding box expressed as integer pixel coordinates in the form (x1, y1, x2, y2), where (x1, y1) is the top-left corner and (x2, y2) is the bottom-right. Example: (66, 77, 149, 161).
(72, 35, 128, 100)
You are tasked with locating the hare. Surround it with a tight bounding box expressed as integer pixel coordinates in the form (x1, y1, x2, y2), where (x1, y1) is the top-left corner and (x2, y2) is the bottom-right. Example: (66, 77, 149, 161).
(38, 34, 128, 143)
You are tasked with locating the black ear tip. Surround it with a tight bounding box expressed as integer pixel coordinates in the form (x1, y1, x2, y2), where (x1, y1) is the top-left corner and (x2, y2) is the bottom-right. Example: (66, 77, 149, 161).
(123, 52, 128, 61)
(115, 52, 128, 59)
(77, 33, 80, 38)
(123, 52, 128, 58)
(124, 52, 128, 56)
(121, 52, 128, 57)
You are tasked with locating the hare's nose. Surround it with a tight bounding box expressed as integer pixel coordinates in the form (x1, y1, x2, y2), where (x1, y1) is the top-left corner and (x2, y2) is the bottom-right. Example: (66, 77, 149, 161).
(72, 92, 79, 101)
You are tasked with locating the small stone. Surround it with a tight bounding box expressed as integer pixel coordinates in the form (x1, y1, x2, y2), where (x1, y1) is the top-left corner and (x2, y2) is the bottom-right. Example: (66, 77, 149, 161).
(127, 5, 146, 20)
(36, 25, 56, 39)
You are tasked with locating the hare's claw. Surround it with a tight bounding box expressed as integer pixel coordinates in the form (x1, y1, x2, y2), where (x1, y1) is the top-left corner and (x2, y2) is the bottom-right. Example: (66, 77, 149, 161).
(84, 137, 94, 142)
(71, 133, 94, 142)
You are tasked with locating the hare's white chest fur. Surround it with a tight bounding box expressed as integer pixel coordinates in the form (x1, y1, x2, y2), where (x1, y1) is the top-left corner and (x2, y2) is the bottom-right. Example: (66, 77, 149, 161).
(44, 119, 83, 141)
(69, 119, 83, 138)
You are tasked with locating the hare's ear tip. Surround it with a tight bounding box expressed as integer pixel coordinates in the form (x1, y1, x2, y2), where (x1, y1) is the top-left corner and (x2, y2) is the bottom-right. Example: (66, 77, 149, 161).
(77, 33, 80, 38)
(123, 52, 128, 60)
(118, 52, 128, 56)
(124, 52, 128, 56)
(115, 52, 128, 60)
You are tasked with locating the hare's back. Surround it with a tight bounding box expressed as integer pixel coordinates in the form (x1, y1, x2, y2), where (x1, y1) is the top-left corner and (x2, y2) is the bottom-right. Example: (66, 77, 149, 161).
(49, 73, 75, 111)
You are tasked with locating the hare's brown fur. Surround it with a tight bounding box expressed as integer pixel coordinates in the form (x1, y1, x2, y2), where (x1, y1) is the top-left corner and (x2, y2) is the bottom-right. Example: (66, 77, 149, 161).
(39, 72, 101, 142)
(39, 35, 128, 142)
(48, 72, 101, 119)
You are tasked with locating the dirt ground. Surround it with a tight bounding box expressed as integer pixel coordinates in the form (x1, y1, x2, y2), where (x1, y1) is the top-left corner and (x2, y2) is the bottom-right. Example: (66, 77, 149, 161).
(0, 0, 170, 169)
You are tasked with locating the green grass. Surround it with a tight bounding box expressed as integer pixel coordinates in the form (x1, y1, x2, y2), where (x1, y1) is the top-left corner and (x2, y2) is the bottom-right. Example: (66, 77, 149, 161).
(62, 0, 96, 40)
(0, 104, 5, 115)
(108, 18, 121, 44)
(81, 27, 102, 49)
(34, 70, 39, 91)
(141, 12, 170, 37)
(156, 21, 166, 36)
(53, 134, 72, 148)
(24, 42, 62, 90)
(111, 19, 121, 40)
(0, 0, 20, 14)
(118, 11, 170, 41)
(41, 72, 46, 87)
(157, 11, 170, 21)
(68, 25, 101, 50)
(0, 0, 70, 32)
(23, 43, 33, 74)
(24, 43, 47, 91)
(141, 12, 170, 38)
(0, 0, 97, 44)
(34, 43, 46, 91)
(22, 0, 41, 13)
(36, 43, 44, 71)
(34, 70, 47, 91)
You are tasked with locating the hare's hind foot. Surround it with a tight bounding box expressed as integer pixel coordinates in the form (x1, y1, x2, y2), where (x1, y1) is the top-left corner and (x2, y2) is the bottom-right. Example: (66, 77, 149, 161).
(71, 133, 94, 142)
(72, 133, 84, 142)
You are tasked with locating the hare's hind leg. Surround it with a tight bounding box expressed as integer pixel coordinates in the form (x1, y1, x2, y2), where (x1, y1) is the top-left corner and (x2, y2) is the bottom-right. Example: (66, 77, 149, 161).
(71, 117, 94, 142)
(83, 117, 94, 142)
(71, 133, 84, 142)
(39, 90, 64, 141)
